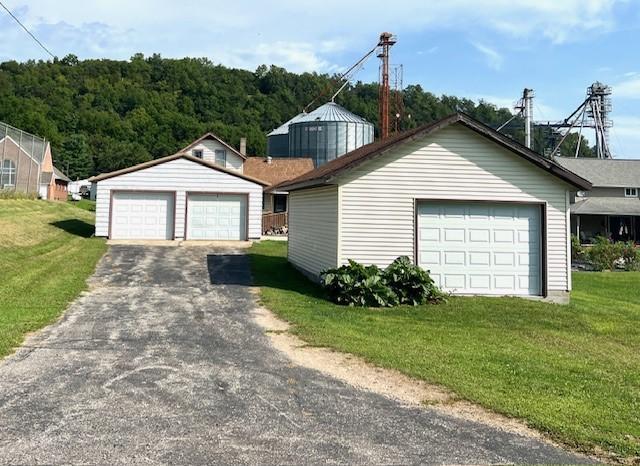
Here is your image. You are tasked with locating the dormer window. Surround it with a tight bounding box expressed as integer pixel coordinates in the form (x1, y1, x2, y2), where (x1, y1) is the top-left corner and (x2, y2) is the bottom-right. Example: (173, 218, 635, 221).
(192, 149, 203, 159)
(625, 188, 638, 198)
(215, 149, 226, 167)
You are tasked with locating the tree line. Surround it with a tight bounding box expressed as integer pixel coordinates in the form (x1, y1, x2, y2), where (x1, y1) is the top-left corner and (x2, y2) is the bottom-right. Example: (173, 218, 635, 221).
(0, 53, 592, 180)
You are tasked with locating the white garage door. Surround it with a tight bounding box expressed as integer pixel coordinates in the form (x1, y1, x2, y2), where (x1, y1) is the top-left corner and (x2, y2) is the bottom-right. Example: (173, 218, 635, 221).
(418, 201, 542, 296)
(111, 192, 174, 240)
(187, 194, 246, 240)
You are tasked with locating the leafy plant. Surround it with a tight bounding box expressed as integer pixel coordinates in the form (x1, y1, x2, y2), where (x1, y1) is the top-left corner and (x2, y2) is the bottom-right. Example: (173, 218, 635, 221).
(620, 241, 640, 271)
(383, 256, 445, 305)
(321, 257, 444, 307)
(321, 260, 398, 307)
(571, 234, 585, 262)
(587, 236, 624, 271)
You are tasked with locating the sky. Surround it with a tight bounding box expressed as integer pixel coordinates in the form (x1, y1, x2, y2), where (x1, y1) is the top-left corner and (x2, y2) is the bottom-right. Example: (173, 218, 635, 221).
(1, 0, 640, 158)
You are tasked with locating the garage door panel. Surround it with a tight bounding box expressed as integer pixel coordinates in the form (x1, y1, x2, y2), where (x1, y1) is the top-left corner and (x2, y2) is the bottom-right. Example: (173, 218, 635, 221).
(111, 192, 174, 240)
(187, 194, 246, 240)
(418, 201, 541, 296)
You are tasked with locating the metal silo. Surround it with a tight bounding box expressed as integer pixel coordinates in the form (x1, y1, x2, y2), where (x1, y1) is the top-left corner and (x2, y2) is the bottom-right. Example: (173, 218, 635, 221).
(288, 102, 374, 166)
(266, 112, 306, 157)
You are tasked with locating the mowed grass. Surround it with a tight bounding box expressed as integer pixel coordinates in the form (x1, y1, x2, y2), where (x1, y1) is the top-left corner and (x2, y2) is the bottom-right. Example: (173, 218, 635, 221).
(250, 240, 640, 462)
(0, 200, 106, 358)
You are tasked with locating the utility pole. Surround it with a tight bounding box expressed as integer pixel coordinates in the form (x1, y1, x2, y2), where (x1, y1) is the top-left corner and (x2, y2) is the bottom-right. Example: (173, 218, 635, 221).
(523, 88, 534, 150)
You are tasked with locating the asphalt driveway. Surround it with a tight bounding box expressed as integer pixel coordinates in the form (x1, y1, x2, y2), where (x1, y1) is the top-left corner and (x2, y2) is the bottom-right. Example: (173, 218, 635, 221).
(0, 245, 592, 465)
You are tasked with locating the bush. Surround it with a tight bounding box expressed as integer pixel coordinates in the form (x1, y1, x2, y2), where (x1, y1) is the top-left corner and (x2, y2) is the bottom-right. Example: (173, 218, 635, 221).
(571, 234, 585, 262)
(321, 260, 398, 307)
(620, 241, 640, 271)
(383, 256, 445, 305)
(321, 257, 444, 307)
(587, 236, 624, 271)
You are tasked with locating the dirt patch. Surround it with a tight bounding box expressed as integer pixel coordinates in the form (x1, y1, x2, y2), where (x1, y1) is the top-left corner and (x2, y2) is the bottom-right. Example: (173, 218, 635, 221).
(251, 292, 602, 462)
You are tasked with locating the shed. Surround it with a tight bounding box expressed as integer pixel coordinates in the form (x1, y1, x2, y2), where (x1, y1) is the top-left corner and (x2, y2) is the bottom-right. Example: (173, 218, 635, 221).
(90, 153, 267, 240)
(278, 113, 591, 302)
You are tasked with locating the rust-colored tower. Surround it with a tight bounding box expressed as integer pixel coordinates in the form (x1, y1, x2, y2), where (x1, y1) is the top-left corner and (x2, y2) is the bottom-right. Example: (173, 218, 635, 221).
(377, 32, 396, 140)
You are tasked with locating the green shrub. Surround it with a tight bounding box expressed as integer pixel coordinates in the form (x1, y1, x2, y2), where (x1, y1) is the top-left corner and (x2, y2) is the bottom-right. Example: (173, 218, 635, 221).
(321, 260, 398, 307)
(571, 234, 585, 261)
(587, 236, 624, 271)
(321, 257, 444, 307)
(383, 256, 446, 305)
(620, 241, 640, 271)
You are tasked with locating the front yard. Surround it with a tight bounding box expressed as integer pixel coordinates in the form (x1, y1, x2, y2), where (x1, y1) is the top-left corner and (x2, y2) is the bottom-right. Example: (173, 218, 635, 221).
(250, 240, 640, 462)
(0, 200, 106, 358)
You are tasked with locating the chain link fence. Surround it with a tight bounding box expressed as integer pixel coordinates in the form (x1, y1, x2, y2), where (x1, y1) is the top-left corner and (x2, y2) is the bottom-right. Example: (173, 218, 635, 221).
(0, 121, 47, 193)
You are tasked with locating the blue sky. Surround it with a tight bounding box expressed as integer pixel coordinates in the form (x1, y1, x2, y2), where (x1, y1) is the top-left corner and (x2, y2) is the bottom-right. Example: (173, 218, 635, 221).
(1, 0, 639, 158)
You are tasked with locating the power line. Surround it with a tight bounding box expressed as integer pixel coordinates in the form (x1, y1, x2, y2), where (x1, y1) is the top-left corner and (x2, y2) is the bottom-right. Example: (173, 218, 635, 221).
(0, 0, 55, 59)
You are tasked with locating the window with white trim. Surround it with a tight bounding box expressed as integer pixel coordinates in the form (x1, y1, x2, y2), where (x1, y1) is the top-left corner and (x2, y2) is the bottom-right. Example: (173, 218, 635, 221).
(214, 149, 226, 167)
(624, 187, 638, 198)
(192, 149, 203, 159)
(1, 159, 16, 187)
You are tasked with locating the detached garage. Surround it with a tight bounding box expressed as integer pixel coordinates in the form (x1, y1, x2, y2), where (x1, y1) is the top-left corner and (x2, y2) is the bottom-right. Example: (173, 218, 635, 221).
(90, 153, 266, 240)
(278, 113, 591, 302)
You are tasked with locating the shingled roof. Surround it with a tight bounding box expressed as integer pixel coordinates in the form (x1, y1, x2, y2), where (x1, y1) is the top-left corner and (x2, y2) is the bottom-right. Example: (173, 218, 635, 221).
(556, 157, 640, 188)
(243, 157, 314, 187)
(277, 112, 591, 192)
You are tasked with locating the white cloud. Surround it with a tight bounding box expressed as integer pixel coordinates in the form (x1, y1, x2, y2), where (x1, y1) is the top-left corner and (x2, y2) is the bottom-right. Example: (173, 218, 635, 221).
(0, 0, 626, 69)
(471, 42, 503, 70)
(615, 76, 640, 99)
(610, 116, 640, 158)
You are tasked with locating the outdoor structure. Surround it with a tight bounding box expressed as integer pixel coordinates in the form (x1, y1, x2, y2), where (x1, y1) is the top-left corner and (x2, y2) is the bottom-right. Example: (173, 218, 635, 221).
(266, 113, 306, 157)
(90, 153, 266, 241)
(0, 122, 69, 200)
(177, 132, 246, 172)
(278, 113, 591, 302)
(243, 156, 314, 234)
(267, 102, 374, 166)
(556, 157, 640, 243)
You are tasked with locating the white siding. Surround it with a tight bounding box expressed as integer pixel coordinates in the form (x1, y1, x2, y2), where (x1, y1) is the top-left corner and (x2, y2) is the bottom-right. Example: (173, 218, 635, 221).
(188, 139, 244, 172)
(338, 124, 572, 292)
(94, 158, 262, 239)
(288, 186, 339, 278)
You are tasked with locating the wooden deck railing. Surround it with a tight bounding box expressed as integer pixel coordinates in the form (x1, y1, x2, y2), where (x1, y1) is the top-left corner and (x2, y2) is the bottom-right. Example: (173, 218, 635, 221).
(262, 212, 288, 234)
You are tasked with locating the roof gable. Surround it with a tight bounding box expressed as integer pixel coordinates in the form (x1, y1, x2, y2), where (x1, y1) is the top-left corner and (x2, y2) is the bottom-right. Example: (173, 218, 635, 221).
(89, 153, 268, 186)
(179, 132, 247, 160)
(277, 113, 591, 191)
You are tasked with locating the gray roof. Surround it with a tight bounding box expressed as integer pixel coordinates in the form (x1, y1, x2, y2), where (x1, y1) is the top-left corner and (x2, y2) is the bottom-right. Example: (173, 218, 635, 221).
(572, 197, 640, 215)
(294, 102, 370, 125)
(53, 166, 71, 182)
(556, 157, 640, 188)
(267, 112, 307, 136)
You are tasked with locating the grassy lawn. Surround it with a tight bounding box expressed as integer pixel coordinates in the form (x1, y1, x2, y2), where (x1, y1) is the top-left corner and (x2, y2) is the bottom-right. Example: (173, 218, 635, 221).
(0, 200, 106, 359)
(250, 240, 640, 461)
(69, 199, 96, 212)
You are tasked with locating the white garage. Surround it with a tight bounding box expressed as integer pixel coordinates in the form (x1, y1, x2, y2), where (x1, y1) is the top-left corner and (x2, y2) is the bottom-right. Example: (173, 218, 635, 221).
(111, 192, 175, 240)
(90, 153, 266, 241)
(417, 201, 541, 295)
(279, 113, 592, 303)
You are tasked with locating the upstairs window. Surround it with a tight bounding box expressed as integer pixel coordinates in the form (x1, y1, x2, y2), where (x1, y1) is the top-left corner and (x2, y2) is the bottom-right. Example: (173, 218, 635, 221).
(625, 187, 638, 198)
(215, 149, 226, 167)
(192, 149, 203, 159)
(1, 160, 16, 187)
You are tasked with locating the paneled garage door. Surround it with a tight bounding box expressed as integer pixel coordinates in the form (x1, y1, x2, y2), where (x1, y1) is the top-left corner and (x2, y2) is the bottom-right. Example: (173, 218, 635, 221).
(417, 201, 542, 296)
(111, 192, 174, 240)
(186, 194, 247, 240)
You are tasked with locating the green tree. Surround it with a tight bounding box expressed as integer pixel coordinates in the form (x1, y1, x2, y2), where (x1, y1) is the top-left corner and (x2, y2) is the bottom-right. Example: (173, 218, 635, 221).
(55, 133, 93, 180)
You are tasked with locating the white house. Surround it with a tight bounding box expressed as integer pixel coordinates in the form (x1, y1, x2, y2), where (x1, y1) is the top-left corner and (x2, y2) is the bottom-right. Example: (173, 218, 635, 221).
(90, 152, 267, 241)
(278, 113, 591, 303)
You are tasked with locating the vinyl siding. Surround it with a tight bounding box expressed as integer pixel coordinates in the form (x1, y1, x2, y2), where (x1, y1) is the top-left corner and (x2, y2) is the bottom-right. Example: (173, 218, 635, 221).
(338, 124, 572, 292)
(288, 186, 339, 278)
(188, 140, 244, 172)
(95, 158, 262, 239)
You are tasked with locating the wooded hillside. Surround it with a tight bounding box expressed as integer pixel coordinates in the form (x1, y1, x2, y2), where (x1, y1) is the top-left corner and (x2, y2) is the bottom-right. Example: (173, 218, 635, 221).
(0, 53, 537, 179)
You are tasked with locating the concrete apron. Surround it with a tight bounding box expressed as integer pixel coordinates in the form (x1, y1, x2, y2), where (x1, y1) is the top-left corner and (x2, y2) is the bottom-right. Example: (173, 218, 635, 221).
(106, 239, 253, 248)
